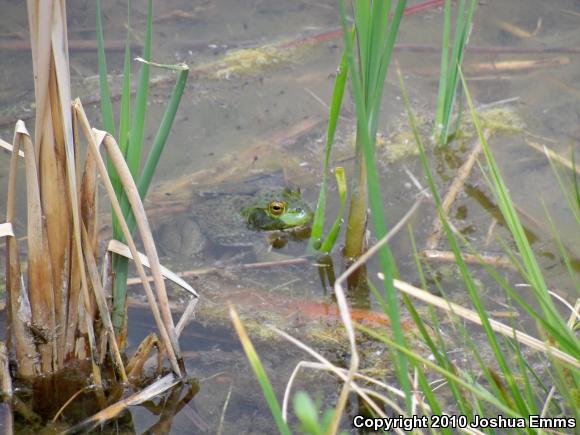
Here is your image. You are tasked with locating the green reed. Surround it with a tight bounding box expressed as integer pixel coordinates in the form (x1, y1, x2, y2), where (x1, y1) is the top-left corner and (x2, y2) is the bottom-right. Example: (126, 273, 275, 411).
(96, 0, 189, 335)
(434, 0, 476, 145)
(338, 0, 412, 410)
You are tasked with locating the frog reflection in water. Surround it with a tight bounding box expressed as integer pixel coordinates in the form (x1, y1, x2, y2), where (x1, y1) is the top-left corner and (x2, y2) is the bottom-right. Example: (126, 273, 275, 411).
(157, 188, 313, 260)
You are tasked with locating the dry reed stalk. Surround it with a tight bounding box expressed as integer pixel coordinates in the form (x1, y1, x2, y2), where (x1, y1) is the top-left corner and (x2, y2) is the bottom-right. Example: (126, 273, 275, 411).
(4, 126, 38, 378)
(2, 1, 130, 384)
(466, 57, 570, 74)
(6, 122, 51, 374)
(63, 374, 181, 434)
(425, 130, 492, 250)
(0, 342, 13, 435)
(496, 19, 542, 39)
(80, 224, 128, 382)
(0, 342, 12, 399)
(421, 249, 515, 269)
(29, 0, 103, 384)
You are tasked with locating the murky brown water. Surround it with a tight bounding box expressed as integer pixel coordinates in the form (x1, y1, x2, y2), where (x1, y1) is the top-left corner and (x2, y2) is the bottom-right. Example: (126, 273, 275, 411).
(1, 0, 579, 433)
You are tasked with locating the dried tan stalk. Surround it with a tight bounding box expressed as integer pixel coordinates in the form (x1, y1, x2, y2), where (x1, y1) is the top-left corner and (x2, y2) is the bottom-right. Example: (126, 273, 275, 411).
(16, 122, 56, 372)
(421, 249, 515, 269)
(0, 342, 12, 399)
(426, 130, 492, 250)
(0, 342, 13, 435)
(80, 224, 127, 382)
(5, 123, 38, 377)
(41, 47, 72, 370)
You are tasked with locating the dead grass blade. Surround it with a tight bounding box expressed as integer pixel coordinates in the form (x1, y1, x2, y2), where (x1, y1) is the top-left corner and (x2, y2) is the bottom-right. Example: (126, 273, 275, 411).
(0, 138, 24, 157)
(62, 373, 180, 434)
(0, 223, 15, 238)
(281, 360, 408, 421)
(270, 327, 393, 424)
(393, 278, 579, 368)
(73, 99, 183, 376)
(107, 240, 198, 297)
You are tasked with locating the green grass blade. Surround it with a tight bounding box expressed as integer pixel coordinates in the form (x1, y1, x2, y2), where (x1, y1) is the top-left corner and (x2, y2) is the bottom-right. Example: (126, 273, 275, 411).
(110, 0, 134, 332)
(308, 47, 349, 252)
(230, 306, 291, 435)
(357, 323, 525, 419)
(319, 167, 347, 253)
(339, 0, 410, 410)
(547, 147, 580, 225)
(294, 391, 336, 435)
(572, 151, 580, 218)
(440, 0, 477, 143)
(138, 62, 189, 199)
(366, 0, 391, 105)
(126, 0, 152, 180)
(434, 0, 451, 135)
(368, 0, 405, 138)
(95, 0, 115, 138)
(117, 0, 133, 163)
(353, 1, 371, 96)
(399, 67, 535, 415)
(121, 62, 189, 235)
(460, 68, 579, 356)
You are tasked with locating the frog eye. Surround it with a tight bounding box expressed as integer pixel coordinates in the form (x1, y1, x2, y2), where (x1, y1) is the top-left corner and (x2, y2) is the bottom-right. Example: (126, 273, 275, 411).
(268, 200, 286, 216)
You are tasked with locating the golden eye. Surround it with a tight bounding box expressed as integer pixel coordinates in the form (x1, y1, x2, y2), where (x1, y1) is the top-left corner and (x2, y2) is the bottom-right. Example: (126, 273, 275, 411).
(268, 200, 286, 216)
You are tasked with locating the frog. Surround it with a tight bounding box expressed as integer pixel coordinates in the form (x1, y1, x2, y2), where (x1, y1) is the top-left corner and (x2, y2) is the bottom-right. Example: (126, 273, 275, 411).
(156, 187, 313, 262)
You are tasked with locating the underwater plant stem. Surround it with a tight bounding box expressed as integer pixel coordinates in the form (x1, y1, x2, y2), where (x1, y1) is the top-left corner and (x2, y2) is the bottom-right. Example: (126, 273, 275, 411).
(343, 132, 368, 258)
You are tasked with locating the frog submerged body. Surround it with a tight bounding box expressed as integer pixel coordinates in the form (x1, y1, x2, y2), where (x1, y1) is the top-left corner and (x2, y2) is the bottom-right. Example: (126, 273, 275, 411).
(156, 188, 313, 261)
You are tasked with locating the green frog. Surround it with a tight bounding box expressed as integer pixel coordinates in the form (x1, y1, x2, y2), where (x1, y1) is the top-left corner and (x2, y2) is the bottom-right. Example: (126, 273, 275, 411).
(156, 187, 313, 261)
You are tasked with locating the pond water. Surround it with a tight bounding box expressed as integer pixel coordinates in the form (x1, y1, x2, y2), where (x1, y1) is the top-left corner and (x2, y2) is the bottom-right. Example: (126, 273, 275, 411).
(1, 0, 579, 433)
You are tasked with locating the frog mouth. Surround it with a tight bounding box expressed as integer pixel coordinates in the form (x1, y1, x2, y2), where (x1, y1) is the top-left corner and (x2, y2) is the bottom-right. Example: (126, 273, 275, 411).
(278, 208, 312, 227)
(245, 207, 312, 231)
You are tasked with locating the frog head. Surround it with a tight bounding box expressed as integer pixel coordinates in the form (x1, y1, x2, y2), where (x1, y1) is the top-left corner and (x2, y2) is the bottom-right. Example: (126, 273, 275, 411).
(241, 188, 313, 231)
